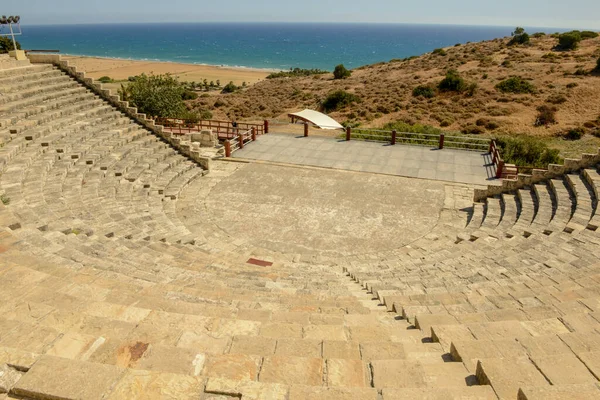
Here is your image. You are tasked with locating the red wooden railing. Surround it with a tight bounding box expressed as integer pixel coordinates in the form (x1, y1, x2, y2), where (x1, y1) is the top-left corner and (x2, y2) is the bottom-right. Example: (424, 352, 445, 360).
(156, 118, 266, 140)
(489, 139, 519, 180)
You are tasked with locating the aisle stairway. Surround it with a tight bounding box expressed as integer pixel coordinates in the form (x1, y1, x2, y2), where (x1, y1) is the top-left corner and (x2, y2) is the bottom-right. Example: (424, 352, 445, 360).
(0, 57, 599, 399)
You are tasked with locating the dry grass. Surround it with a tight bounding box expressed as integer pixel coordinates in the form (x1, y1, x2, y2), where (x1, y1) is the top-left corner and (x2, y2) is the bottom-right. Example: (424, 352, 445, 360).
(202, 35, 600, 157)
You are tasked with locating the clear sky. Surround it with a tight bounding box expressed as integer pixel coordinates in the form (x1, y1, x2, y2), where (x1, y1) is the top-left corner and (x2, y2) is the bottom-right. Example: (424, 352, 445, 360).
(3, 0, 600, 29)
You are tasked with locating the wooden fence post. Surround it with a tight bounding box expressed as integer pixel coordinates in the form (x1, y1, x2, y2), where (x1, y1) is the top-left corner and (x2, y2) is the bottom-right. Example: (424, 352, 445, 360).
(251, 127, 257, 141)
(346, 127, 351, 141)
(304, 123, 309, 137)
(238, 134, 244, 149)
(488, 139, 494, 153)
(391, 130, 397, 145)
(264, 120, 269, 134)
(496, 160, 504, 179)
(439, 134, 445, 149)
(225, 140, 231, 158)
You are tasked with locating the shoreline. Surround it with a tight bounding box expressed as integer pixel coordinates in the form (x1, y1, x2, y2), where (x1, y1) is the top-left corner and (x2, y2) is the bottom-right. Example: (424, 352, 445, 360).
(61, 53, 283, 73)
(62, 55, 274, 86)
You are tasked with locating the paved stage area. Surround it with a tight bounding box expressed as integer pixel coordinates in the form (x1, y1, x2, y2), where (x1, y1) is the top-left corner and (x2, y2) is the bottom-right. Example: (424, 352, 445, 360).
(233, 133, 498, 186)
(177, 162, 453, 258)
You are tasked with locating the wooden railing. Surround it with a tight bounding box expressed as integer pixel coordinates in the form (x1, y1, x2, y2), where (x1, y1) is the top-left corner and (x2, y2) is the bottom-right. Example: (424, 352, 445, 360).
(224, 128, 257, 157)
(489, 139, 520, 180)
(156, 118, 266, 140)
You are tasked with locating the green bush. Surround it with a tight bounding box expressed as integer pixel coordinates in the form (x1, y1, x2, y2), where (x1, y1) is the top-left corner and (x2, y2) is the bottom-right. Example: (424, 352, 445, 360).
(557, 32, 582, 50)
(221, 81, 237, 93)
(535, 105, 557, 126)
(412, 85, 436, 98)
(495, 76, 536, 94)
(563, 127, 584, 140)
(595, 56, 600, 72)
(508, 27, 530, 45)
(580, 31, 599, 39)
(181, 90, 198, 100)
(98, 76, 113, 83)
(119, 73, 187, 118)
(532, 32, 546, 38)
(566, 82, 578, 88)
(322, 90, 359, 112)
(333, 64, 352, 80)
(495, 136, 562, 167)
(432, 48, 447, 56)
(0, 36, 21, 53)
(438, 69, 466, 92)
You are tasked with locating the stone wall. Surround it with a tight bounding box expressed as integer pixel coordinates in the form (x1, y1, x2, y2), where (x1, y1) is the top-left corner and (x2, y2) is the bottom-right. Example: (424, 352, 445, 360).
(474, 149, 600, 201)
(27, 54, 212, 171)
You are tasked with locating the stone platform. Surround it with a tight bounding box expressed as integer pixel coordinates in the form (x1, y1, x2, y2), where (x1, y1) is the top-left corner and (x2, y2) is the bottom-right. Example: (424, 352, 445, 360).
(233, 133, 498, 186)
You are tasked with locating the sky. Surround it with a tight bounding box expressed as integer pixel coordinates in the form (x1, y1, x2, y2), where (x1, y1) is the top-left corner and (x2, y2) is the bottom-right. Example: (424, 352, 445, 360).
(3, 0, 600, 29)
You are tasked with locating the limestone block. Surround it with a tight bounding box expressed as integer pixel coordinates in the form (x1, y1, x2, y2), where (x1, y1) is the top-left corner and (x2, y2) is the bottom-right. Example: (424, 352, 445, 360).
(0, 364, 23, 393)
(205, 377, 288, 400)
(289, 386, 378, 400)
(107, 370, 204, 400)
(12, 355, 124, 400)
(8, 50, 27, 61)
(476, 357, 548, 399)
(259, 356, 323, 385)
(517, 384, 600, 400)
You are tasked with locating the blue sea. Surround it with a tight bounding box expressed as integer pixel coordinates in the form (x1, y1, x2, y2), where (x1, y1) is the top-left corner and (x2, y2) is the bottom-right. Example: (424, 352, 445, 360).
(14, 23, 560, 71)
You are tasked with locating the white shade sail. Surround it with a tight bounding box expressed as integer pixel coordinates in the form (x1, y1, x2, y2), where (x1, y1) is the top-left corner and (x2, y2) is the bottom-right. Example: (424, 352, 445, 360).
(288, 109, 344, 130)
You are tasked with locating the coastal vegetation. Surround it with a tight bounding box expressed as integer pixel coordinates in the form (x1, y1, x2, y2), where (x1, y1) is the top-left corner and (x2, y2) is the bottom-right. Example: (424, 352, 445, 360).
(266, 68, 328, 79)
(508, 27, 530, 46)
(119, 73, 198, 119)
(495, 76, 536, 94)
(495, 136, 562, 167)
(322, 90, 359, 112)
(333, 64, 352, 79)
(0, 36, 20, 53)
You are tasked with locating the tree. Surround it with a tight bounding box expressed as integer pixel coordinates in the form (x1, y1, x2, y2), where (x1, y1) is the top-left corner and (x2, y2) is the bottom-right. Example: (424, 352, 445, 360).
(333, 64, 351, 79)
(119, 73, 187, 118)
(557, 32, 582, 50)
(508, 27, 530, 46)
(0, 36, 21, 53)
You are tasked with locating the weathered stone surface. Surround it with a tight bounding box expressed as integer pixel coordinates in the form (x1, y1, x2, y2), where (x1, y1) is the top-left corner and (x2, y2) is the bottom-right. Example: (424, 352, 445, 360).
(107, 370, 204, 399)
(45, 331, 105, 360)
(326, 359, 368, 387)
(0, 364, 23, 393)
(260, 356, 323, 386)
(288, 385, 378, 400)
(476, 357, 549, 399)
(578, 351, 600, 379)
(12, 355, 124, 400)
(202, 354, 260, 381)
(382, 386, 498, 399)
(229, 336, 276, 356)
(275, 339, 321, 357)
(531, 353, 598, 384)
(135, 345, 205, 376)
(517, 384, 600, 400)
(450, 339, 526, 372)
(0, 346, 39, 371)
(323, 341, 361, 360)
(260, 323, 303, 339)
(303, 325, 347, 341)
(360, 342, 405, 361)
(205, 377, 288, 400)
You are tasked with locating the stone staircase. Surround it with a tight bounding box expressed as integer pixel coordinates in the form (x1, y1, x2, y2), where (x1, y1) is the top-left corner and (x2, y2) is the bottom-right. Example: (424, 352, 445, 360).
(345, 169, 600, 399)
(0, 58, 599, 399)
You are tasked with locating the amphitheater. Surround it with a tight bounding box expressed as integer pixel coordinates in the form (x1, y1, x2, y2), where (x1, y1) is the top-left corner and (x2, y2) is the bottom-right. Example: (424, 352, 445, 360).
(1, 52, 600, 400)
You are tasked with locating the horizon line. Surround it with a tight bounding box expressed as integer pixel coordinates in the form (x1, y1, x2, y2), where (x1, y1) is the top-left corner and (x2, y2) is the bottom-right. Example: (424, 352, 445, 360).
(16, 21, 585, 31)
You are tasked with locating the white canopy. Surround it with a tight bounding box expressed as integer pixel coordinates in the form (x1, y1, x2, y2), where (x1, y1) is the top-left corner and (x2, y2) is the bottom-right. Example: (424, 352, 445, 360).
(288, 109, 344, 130)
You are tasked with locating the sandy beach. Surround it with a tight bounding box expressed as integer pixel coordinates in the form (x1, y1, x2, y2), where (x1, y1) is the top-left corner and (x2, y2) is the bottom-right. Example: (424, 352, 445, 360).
(63, 56, 271, 87)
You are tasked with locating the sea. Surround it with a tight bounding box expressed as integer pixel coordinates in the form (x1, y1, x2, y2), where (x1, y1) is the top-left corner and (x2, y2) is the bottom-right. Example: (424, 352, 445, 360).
(13, 23, 562, 71)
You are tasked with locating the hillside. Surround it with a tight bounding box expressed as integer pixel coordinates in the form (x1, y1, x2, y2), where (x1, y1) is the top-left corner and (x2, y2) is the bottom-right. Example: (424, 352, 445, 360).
(195, 32, 600, 157)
